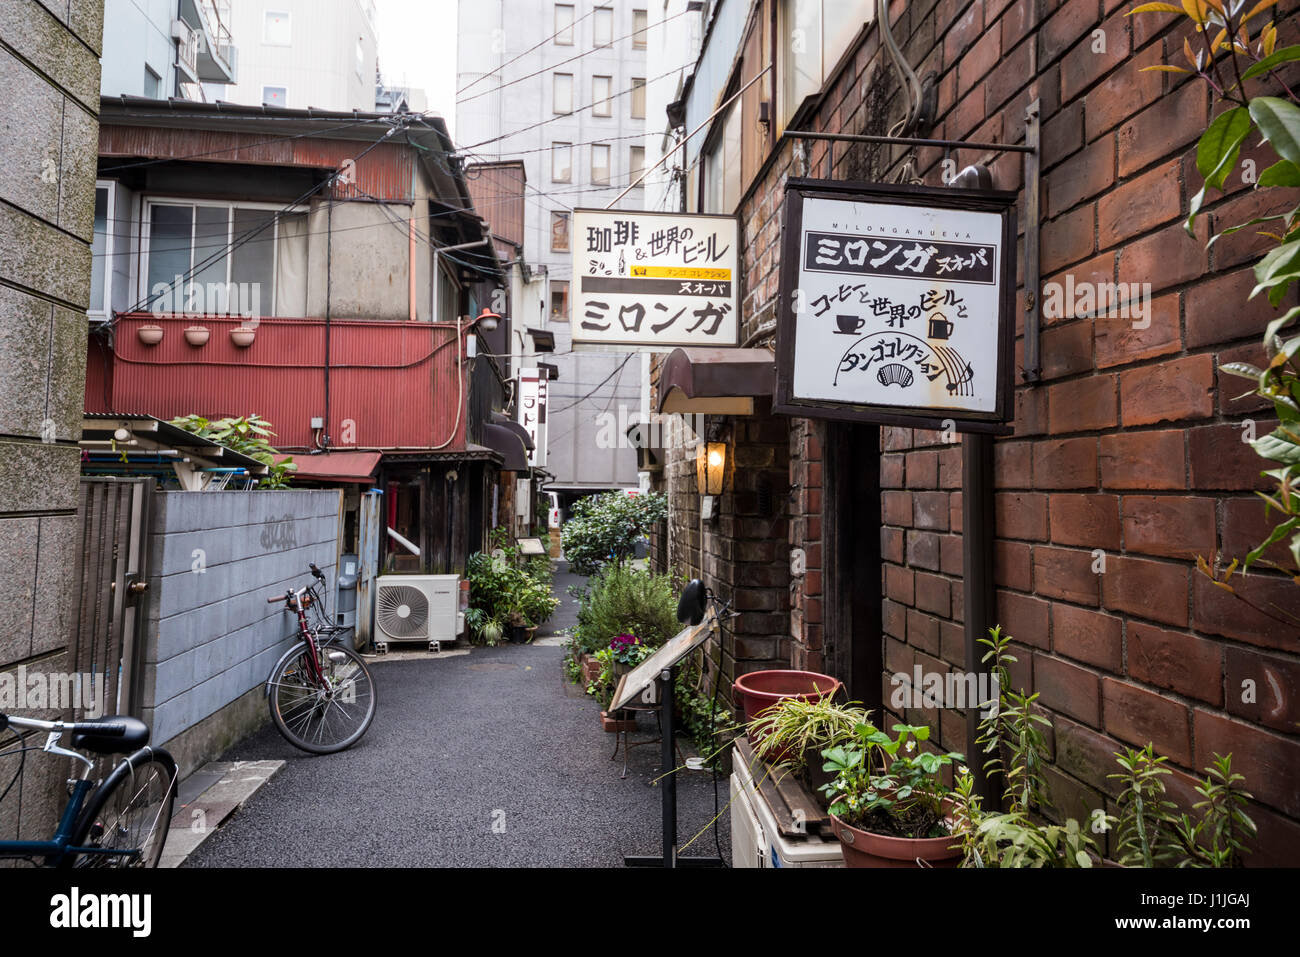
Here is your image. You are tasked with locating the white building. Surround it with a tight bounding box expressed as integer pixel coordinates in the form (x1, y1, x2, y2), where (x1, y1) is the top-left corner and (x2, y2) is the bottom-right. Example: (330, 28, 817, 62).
(455, 0, 648, 498)
(101, 0, 238, 99)
(212, 0, 379, 110)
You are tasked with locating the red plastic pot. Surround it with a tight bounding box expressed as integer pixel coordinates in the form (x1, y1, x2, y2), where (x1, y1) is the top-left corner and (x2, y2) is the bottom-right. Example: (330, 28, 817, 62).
(829, 813, 962, 868)
(733, 669, 842, 757)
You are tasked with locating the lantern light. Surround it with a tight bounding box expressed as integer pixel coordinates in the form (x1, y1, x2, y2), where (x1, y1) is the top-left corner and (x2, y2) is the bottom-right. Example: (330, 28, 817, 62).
(695, 441, 727, 497)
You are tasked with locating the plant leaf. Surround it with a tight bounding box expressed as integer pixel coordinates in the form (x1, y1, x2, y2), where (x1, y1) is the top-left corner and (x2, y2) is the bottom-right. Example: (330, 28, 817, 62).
(1127, 1, 1184, 12)
(1198, 107, 1252, 190)
(1258, 159, 1300, 187)
(1249, 96, 1300, 166)
(1241, 43, 1300, 80)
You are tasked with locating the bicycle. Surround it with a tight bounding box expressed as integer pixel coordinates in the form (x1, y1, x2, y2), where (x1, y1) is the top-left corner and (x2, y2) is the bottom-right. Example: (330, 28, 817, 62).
(0, 711, 176, 868)
(264, 563, 377, 754)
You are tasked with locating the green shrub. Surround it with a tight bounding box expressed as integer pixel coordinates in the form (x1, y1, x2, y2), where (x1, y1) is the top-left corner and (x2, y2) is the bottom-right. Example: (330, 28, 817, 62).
(570, 564, 680, 656)
(561, 491, 667, 575)
(463, 532, 558, 644)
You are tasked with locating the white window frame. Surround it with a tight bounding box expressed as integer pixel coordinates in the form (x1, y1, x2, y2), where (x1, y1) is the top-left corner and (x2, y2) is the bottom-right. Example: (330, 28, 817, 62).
(554, 3, 575, 45)
(263, 10, 291, 45)
(593, 6, 613, 47)
(139, 196, 305, 316)
(632, 9, 648, 49)
(90, 179, 116, 321)
(592, 75, 612, 117)
(262, 85, 288, 107)
(629, 146, 645, 187)
(630, 77, 646, 119)
(552, 142, 573, 183)
(591, 143, 611, 186)
(553, 72, 573, 114)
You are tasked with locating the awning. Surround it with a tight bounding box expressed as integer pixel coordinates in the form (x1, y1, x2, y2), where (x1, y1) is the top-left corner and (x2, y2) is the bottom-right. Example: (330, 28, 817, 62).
(276, 451, 380, 483)
(657, 347, 775, 415)
(483, 422, 531, 470)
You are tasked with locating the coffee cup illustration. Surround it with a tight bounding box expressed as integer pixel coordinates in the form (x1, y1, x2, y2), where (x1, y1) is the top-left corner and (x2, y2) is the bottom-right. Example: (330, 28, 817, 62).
(835, 314, 865, 335)
(928, 314, 954, 339)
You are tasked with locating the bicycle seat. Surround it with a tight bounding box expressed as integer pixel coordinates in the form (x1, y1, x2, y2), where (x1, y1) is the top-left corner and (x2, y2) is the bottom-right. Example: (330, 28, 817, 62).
(71, 716, 150, 755)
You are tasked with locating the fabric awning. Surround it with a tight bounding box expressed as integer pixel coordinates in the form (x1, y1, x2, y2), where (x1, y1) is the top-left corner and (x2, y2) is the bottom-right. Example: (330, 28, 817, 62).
(276, 451, 380, 483)
(483, 422, 531, 470)
(657, 347, 775, 415)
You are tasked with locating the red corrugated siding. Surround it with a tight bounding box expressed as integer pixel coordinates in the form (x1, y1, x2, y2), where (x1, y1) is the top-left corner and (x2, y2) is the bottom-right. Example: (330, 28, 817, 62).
(97, 314, 467, 451)
(100, 126, 417, 201)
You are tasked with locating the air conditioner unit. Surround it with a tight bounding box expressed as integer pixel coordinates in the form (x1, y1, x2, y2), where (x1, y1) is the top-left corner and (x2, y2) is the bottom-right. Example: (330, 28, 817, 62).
(373, 574, 463, 653)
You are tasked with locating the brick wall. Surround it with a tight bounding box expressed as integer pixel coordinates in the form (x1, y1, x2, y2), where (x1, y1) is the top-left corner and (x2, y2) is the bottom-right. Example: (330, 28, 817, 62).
(656, 0, 1300, 863)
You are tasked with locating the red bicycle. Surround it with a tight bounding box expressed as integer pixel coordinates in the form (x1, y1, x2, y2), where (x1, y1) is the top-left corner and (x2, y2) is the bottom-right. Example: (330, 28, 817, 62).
(264, 564, 377, 754)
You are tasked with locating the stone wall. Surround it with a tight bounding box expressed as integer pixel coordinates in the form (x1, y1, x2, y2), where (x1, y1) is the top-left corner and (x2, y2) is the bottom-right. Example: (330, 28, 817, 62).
(0, 0, 104, 843)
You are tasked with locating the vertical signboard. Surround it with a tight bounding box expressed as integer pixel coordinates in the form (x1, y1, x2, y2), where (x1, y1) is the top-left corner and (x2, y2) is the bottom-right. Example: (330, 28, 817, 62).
(571, 209, 740, 351)
(774, 179, 1016, 433)
(518, 368, 548, 468)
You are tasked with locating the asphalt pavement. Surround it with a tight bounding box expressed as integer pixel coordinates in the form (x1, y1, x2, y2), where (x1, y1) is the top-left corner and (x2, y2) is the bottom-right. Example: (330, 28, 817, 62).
(184, 563, 732, 868)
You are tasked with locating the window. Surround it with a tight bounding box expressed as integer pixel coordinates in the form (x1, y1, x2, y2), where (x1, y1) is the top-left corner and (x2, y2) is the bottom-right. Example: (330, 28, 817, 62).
(143, 65, 161, 98)
(630, 77, 646, 119)
(551, 142, 572, 183)
(356, 37, 365, 79)
(550, 280, 569, 321)
(594, 6, 613, 46)
(553, 72, 573, 114)
(262, 85, 287, 107)
(143, 200, 307, 317)
(554, 3, 574, 44)
(632, 9, 648, 48)
(629, 146, 645, 185)
(592, 75, 612, 116)
(591, 144, 610, 185)
(779, 0, 873, 126)
(263, 10, 290, 45)
(90, 186, 110, 317)
(701, 101, 741, 213)
(550, 211, 570, 252)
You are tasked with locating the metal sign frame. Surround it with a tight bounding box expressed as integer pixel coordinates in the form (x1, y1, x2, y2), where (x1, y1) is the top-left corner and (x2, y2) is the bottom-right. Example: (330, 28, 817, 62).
(774, 178, 1018, 435)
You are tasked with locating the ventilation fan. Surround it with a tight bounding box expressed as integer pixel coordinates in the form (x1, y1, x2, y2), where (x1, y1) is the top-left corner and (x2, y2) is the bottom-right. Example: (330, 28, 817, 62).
(373, 575, 463, 653)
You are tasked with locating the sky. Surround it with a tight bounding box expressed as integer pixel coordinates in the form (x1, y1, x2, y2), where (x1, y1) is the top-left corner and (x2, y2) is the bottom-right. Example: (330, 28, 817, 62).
(373, 0, 459, 137)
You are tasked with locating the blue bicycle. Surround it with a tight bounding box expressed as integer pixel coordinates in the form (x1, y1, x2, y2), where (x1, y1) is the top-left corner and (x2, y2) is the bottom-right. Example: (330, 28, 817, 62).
(0, 712, 176, 867)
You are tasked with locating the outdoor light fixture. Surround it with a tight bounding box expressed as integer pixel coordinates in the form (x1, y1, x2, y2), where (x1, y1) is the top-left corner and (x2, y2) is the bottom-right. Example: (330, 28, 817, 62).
(695, 441, 726, 497)
(472, 307, 500, 332)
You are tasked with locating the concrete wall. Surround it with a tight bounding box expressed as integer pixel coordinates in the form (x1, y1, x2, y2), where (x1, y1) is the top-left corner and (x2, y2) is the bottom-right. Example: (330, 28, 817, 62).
(100, 0, 174, 97)
(140, 489, 341, 773)
(0, 0, 104, 843)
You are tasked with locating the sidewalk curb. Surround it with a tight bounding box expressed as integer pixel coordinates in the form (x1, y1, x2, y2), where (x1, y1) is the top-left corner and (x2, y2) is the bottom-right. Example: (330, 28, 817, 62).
(160, 759, 284, 868)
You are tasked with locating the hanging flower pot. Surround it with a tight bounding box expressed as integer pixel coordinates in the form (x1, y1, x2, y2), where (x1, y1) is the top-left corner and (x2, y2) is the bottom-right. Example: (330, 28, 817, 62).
(183, 326, 210, 347)
(230, 326, 257, 347)
(137, 325, 164, 345)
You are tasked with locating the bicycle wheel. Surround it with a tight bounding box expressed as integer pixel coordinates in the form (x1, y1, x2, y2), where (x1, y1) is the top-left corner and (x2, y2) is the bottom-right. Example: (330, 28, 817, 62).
(70, 748, 177, 868)
(268, 641, 377, 754)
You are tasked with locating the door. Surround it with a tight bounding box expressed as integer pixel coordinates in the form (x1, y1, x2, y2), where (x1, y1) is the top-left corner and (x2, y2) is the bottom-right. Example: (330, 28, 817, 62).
(355, 490, 382, 650)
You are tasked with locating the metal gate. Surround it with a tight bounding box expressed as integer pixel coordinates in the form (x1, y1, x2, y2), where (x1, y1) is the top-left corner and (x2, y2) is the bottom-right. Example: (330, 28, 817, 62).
(354, 490, 382, 650)
(70, 478, 153, 718)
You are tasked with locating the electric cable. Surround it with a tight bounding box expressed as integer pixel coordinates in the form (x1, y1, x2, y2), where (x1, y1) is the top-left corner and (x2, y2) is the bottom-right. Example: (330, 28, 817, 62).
(455, 7, 600, 96)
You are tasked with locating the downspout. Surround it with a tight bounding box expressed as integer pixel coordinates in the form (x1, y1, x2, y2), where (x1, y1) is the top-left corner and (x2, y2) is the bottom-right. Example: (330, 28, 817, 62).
(324, 196, 333, 448)
(409, 212, 417, 321)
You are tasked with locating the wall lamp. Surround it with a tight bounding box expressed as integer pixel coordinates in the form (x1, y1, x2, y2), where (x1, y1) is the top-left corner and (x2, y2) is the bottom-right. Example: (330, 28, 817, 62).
(471, 307, 500, 332)
(695, 441, 727, 497)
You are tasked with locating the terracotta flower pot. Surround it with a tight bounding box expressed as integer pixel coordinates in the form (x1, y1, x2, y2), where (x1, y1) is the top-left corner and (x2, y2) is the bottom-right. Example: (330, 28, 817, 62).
(137, 325, 164, 345)
(230, 326, 256, 347)
(829, 812, 962, 868)
(601, 710, 638, 734)
(734, 669, 842, 758)
(183, 326, 210, 346)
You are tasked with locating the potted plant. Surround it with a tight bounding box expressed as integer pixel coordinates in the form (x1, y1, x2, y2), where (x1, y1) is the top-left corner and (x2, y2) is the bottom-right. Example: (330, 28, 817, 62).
(732, 669, 842, 750)
(137, 324, 164, 345)
(746, 696, 868, 797)
(183, 325, 210, 346)
(230, 326, 257, 347)
(591, 635, 655, 731)
(819, 720, 964, 868)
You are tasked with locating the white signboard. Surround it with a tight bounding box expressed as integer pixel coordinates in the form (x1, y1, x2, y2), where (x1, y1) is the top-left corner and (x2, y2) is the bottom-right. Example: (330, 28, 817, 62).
(571, 209, 740, 351)
(775, 182, 1015, 432)
(517, 368, 547, 468)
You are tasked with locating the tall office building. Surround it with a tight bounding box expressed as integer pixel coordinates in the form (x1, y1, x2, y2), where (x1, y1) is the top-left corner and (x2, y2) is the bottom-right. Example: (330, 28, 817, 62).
(456, 1, 646, 498)
(100, 0, 238, 100)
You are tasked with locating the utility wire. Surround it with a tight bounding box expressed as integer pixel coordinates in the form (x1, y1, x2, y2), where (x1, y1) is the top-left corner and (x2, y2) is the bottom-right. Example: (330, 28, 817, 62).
(457, 8, 687, 106)
(456, 7, 600, 96)
(548, 353, 636, 414)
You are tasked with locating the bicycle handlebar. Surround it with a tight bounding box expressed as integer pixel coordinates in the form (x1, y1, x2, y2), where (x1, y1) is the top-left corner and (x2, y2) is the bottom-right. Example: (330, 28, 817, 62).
(1, 713, 126, 735)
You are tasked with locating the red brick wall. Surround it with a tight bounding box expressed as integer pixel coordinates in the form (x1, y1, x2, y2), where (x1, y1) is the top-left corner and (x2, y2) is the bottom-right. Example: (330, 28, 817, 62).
(655, 0, 1300, 862)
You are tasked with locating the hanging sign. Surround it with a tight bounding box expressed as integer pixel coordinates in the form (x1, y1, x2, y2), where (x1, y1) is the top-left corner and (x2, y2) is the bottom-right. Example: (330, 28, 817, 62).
(517, 368, 548, 468)
(571, 209, 740, 351)
(774, 179, 1016, 433)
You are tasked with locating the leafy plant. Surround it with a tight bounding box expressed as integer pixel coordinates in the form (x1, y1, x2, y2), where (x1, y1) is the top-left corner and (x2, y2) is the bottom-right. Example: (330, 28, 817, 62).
(1110, 747, 1257, 868)
(169, 413, 296, 488)
(1130, 2, 1300, 606)
(561, 491, 667, 575)
(747, 696, 868, 774)
(463, 531, 558, 643)
(569, 563, 680, 656)
(950, 773, 1099, 868)
(819, 720, 963, 839)
(978, 626, 1053, 814)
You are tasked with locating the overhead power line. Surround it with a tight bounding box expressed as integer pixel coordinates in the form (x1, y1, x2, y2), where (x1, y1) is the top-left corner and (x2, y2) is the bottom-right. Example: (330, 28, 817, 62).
(455, 7, 599, 96)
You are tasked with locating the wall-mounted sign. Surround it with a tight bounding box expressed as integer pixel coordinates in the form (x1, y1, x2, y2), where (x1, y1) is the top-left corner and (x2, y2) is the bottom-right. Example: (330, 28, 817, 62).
(571, 209, 740, 351)
(774, 179, 1016, 433)
(518, 368, 548, 468)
